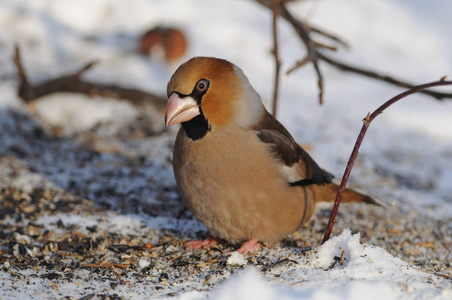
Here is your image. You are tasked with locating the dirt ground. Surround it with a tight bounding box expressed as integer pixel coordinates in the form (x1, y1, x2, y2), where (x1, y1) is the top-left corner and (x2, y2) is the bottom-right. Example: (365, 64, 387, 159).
(1, 108, 451, 299)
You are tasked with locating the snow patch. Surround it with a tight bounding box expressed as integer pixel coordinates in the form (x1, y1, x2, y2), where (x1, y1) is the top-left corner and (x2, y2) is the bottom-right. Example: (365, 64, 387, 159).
(227, 252, 247, 266)
(212, 270, 278, 300)
(138, 259, 151, 269)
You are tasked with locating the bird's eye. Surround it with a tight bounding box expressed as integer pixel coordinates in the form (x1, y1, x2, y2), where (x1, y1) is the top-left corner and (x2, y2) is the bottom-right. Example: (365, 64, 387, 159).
(196, 79, 209, 92)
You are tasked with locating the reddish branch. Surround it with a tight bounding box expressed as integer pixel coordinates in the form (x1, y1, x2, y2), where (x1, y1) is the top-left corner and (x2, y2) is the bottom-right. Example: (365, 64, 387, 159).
(322, 78, 452, 243)
(13, 46, 167, 112)
(271, 0, 282, 116)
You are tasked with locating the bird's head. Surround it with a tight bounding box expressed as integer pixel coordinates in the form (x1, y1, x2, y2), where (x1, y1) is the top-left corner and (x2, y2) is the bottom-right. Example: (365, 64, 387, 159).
(165, 57, 263, 140)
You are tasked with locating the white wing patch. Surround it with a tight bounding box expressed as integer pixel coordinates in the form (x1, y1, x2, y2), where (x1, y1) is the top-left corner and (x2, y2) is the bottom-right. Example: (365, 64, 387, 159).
(280, 165, 303, 183)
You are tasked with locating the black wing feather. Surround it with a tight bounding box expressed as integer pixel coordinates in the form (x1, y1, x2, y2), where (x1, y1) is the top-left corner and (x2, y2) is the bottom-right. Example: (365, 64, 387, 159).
(254, 111, 333, 186)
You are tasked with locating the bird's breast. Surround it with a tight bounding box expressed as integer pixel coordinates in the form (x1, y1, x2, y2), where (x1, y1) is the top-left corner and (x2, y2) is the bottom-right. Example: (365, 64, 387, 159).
(172, 127, 316, 243)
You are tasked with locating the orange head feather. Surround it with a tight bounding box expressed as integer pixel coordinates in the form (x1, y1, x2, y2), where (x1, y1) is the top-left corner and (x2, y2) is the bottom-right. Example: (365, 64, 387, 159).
(167, 57, 243, 128)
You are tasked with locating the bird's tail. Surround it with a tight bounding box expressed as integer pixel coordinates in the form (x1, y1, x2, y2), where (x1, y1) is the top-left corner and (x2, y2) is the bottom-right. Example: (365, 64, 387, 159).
(314, 183, 381, 206)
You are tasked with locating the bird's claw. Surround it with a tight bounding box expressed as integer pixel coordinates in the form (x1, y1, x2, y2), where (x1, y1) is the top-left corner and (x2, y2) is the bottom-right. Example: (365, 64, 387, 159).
(184, 237, 220, 251)
(226, 238, 261, 255)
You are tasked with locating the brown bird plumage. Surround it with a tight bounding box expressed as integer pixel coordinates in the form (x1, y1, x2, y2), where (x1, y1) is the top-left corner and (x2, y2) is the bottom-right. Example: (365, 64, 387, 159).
(165, 57, 378, 254)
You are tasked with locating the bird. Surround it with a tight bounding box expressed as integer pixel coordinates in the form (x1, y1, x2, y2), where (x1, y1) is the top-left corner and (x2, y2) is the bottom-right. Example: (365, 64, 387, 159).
(165, 57, 379, 254)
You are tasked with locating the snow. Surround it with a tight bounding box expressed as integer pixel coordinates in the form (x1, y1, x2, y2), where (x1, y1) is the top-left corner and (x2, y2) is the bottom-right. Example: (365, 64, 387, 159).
(178, 230, 452, 300)
(138, 259, 151, 269)
(33, 94, 140, 132)
(0, 0, 451, 299)
(227, 252, 247, 266)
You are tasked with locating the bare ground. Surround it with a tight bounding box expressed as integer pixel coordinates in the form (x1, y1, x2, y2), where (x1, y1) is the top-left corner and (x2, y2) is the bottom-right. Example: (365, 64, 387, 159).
(1, 108, 451, 299)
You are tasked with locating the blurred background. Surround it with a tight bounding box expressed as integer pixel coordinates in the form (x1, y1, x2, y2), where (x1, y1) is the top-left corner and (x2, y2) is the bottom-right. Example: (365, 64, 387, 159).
(0, 0, 451, 214)
(0, 0, 451, 131)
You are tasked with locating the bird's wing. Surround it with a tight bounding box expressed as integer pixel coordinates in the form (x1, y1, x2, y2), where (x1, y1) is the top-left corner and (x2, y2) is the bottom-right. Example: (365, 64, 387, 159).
(253, 111, 334, 186)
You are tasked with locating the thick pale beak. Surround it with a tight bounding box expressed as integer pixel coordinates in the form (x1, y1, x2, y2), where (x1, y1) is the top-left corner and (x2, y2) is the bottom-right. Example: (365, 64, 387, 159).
(165, 93, 200, 127)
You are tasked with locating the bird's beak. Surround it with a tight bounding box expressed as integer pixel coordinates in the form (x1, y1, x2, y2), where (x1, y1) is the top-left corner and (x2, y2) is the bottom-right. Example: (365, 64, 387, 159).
(165, 93, 200, 127)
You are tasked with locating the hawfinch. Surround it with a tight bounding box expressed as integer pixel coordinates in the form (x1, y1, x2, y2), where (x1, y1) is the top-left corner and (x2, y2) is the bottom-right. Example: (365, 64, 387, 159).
(165, 57, 378, 254)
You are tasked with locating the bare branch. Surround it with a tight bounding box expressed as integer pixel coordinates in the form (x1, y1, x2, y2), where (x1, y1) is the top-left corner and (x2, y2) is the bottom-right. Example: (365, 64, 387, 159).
(309, 26, 349, 49)
(13, 46, 29, 86)
(255, 0, 350, 48)
(72, 60, 99, 78)
(286, 56, 312, 75)
(271, 0, 282, 116)
(12, 46, 167, 112)
(318, 53, 452, 100)
(311, 40, 338, 52)
(254, 0, 452, 102)
(322, 78, 452, 243)
(278, 2, 324, 104)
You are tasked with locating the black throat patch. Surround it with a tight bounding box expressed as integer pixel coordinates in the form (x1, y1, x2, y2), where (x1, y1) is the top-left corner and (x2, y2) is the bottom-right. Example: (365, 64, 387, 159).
(181, 112, 210, 141)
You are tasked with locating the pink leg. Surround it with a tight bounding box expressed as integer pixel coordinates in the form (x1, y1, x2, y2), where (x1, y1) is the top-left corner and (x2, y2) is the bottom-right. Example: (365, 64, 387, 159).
(233, 238, 261, 255)
(184, 237, 221, 251)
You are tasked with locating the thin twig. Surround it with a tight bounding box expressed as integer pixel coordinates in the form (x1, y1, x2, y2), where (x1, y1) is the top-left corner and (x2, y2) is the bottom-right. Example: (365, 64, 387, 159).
(72, 60, 99, 77)
(278, 2, 324, 104)
(322, 78, 452, 244)
(311, 40, 338, 52)
(309, 26, 349, 48)
(286, 56, 311, 75)
(318, 53, 452, 100)
(13, 46, 29, 86)
(339, 249, 345, 265)
(255, 0, 349, 48)
(271, 0, 281, 116)
(13, 46, 31, 100)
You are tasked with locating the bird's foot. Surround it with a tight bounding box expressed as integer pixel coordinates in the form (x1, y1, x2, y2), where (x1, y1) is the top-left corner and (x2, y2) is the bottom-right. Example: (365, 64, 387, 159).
(228, 238, 261, 255)
(184, 237, 221, 251)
